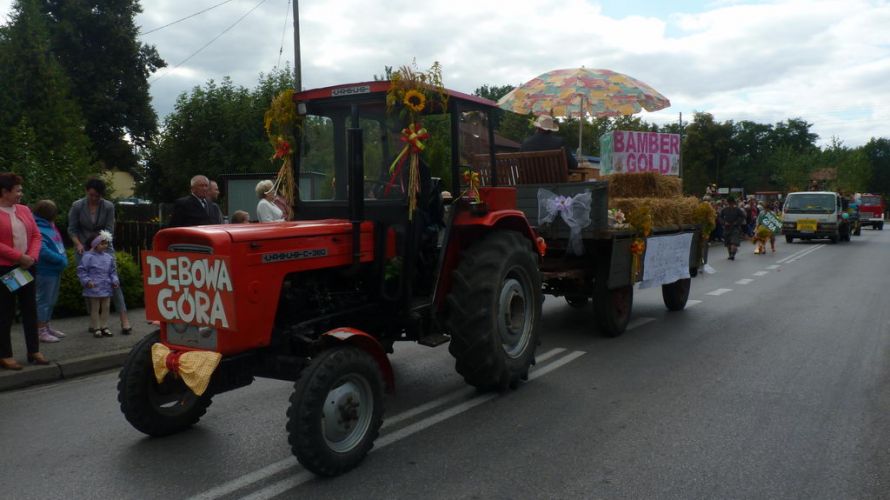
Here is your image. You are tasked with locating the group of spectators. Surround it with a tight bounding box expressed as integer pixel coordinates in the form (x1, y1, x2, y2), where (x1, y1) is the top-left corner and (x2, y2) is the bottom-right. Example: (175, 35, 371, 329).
(1, 173, 134, 370)
(703, 191, 779, 260)
(168, 175, 287, 226)
(0, 171, 290, 370)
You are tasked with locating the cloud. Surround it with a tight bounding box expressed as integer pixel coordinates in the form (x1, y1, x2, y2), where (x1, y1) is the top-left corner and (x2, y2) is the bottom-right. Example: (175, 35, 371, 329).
(1, 0, 887, 146)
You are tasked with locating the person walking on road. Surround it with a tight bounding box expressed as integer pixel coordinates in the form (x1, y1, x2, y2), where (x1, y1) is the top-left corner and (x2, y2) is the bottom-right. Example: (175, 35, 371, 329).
(720, 196, 747, 260)
(77, 231, 120, 338)
(0, 172, 51, 369)
(169, 175, 214, 227)
(33, 200, 68, 342)
(68, 178, 132, 335)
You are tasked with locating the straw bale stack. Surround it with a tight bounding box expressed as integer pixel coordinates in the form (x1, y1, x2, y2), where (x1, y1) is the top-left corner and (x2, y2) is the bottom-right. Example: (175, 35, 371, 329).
(607, 172, 682, 198)
(610, 196, 700, 227)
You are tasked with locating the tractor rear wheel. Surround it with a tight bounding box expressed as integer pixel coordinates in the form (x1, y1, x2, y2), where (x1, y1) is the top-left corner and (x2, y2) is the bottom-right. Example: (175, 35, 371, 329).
(445, 230, 541, 391)
(662, 278, 691, 311)
(117, 331, 213, 437)
(287, 346, 384, 477)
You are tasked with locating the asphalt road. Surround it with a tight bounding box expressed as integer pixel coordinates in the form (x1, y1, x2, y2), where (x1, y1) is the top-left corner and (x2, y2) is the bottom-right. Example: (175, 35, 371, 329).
(2, 228, 888, 499)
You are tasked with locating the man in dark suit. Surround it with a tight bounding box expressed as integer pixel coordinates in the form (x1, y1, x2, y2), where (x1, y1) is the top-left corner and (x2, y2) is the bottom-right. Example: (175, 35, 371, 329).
(520, 115, 578, 170)
(207, 180, 224, 224)
(169, 175, 214, 227)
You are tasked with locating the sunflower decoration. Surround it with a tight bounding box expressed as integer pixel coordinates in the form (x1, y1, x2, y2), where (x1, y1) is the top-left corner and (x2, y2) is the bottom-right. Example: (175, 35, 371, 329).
(403, 89, 427, 113)
(384, 61, 448, 219)
(263, 89, 302, 219)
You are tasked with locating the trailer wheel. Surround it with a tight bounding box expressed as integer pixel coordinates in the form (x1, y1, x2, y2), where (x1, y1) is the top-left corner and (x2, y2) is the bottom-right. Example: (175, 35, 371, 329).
(565, 294, 589, 308)
(287, 346, 384, 477)
(117, 331, 213, 437)
(594, 284, 633, 337)
(446, 230, 541, 391)
(878, 222, 884, 230)
(785, 235, 794, 243)
(662, 278, 691, 311)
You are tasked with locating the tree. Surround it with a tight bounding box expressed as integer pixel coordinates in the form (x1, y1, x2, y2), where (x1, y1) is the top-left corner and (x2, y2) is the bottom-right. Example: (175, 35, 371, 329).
(819, 138, 870, 194)
(0, 0, 97, 211)
(862, 138, 890, 197)
(42, 0, 165, 172)
(142, 69, 296, 203)
(680, 112, 733, 195)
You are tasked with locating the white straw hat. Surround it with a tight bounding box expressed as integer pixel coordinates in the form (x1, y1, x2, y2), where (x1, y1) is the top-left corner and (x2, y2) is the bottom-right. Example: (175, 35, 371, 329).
(533, 115, 559, 132)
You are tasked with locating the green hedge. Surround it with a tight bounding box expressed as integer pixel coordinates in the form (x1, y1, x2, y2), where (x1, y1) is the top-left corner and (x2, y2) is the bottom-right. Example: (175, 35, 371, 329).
(55, 249, 144, 317)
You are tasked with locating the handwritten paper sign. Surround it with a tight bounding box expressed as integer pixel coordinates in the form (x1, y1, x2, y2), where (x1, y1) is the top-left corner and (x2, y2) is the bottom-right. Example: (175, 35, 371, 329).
(143, 251, 236, 330)
(639, 232, 693, 289)
(600, 130, 681, 176)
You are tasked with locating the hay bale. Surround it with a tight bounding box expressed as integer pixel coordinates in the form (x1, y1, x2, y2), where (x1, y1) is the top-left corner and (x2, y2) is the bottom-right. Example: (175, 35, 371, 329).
(609, 196, 700, 227)
(607, 172, 682, 198)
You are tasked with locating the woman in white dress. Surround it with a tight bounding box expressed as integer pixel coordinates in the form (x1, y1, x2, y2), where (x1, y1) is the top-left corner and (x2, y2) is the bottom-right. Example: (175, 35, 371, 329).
(255, 180, 285, 222)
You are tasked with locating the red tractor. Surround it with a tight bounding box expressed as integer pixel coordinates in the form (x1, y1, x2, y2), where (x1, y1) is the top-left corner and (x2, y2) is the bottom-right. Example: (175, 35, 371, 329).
(118, 81, 542, 476)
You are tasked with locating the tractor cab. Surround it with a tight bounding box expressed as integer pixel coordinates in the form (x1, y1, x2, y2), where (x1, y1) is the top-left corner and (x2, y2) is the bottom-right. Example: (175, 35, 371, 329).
(288, 81, 519, 334)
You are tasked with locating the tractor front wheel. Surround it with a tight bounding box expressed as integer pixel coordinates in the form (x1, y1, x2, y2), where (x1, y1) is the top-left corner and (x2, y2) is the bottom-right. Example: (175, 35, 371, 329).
(287, 346, 384, 477)
(446, 230, 541, 391)
(117, 331, 213, 437)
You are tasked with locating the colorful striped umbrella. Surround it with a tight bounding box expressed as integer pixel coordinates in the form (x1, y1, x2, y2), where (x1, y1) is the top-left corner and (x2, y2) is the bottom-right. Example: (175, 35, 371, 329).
(497, 68, 671, 154)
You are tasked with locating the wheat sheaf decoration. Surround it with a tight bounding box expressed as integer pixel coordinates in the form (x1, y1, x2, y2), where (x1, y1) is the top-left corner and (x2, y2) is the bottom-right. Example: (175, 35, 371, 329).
(263, 89, 302, 218)
(384, 61, 448, 219)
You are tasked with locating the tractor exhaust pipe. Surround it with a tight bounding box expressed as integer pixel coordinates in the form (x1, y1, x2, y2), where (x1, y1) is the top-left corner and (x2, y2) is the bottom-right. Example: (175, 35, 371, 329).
(347, 128, 364, 268)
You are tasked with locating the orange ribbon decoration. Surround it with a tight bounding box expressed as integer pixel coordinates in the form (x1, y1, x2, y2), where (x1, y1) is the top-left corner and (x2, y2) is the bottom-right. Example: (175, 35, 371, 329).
(151, 343, 223, 396)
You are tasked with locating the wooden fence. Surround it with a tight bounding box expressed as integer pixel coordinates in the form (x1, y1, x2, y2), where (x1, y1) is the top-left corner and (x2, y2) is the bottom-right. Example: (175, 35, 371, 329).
(114, 220, 161, 266)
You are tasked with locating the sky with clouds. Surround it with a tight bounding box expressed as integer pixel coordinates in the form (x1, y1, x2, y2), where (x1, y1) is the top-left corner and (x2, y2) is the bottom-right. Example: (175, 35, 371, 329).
(2, 0, 889, 147)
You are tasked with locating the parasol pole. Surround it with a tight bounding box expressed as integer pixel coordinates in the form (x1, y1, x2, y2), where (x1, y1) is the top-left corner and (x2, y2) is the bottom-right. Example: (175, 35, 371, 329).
(577, 94, 584, 164)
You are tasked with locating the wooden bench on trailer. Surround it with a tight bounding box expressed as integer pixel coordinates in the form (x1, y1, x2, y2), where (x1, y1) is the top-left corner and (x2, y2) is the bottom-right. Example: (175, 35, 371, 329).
(469, 149, 569, 186)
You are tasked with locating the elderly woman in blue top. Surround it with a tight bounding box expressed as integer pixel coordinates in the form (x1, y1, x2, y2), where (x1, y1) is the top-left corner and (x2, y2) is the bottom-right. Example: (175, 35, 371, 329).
(33, 200, 68, 343)
(68, 178, 132, 334)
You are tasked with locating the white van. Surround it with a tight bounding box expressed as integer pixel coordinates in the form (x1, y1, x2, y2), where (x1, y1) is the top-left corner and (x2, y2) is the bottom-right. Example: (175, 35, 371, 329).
(782, 191, 849, 243)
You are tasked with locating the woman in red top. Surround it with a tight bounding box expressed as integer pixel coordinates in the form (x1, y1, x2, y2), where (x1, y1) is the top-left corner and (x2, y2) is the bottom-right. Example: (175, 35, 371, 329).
(0, 172, 50, 370)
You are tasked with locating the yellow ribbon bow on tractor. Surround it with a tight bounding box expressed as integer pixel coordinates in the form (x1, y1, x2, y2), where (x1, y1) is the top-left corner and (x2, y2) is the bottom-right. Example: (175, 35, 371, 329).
(151, 343, 223, 396)
(385, 123, 430, 219)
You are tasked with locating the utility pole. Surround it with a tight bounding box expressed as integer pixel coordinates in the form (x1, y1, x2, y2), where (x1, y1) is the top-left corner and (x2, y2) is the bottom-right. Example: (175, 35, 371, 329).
(292, 0, 301, 92)
(678, 112, 684, 179)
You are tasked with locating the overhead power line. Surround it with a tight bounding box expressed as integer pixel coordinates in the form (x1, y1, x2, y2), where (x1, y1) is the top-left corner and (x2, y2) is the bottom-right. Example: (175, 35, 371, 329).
(275, 0, 292, 70)
(151, 0, 268, 84)
(141, 0, 235, 36)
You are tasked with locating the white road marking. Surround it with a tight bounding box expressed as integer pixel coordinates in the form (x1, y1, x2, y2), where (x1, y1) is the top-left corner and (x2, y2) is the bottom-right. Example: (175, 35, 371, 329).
(707, 288, 733, 296)
(382, 347, 567, 430)
(776, 244, 823, 264)
(753, 271, 768, 276)
(626, 317, 656, 330)
(190, 350, 587, 500)
(767, 265, 780, 270)
(685, 300, 702, 308)
(735, 279, 754, 285)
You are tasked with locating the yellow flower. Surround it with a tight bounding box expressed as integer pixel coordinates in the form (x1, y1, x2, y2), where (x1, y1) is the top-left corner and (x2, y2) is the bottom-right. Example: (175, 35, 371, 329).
(403, 89, 426, 112)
